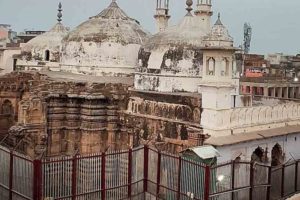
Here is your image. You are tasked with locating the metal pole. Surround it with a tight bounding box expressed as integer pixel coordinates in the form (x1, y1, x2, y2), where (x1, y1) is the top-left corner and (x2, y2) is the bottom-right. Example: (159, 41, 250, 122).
(71, 154, 77, 200)
(33, 159, 42, 200)
(204, 165, 210, 200)
(177, 157, 182, 200)
(156, 151, 161, 197)
(249, 162, 254, 200)
(128, 149, 132, 198)
(295, 162, 298, 192)
(143, 145, 149, 194)
(101, 152, 106, 200)
(9, 151, 13, 200)
(281, 164, 285, 198)
(266, 166, 272, 200)
(231, 160, 235, 200)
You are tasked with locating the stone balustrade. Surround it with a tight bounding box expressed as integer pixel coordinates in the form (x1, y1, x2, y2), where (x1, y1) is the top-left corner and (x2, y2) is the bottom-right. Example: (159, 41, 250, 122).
(201, 102, 300, 135)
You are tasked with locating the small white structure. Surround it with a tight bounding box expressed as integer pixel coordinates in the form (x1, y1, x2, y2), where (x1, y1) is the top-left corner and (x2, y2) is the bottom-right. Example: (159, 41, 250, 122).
(154, 0, 171, 32)
(17, 3, 68, 71)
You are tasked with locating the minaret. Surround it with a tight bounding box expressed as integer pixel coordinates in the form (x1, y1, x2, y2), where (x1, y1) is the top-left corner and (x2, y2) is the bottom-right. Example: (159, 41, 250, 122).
(194, 0, 213, 33)
(154, 0, 170, 32)
(57, 2, 63, 23)
(199, 14, 238, 137)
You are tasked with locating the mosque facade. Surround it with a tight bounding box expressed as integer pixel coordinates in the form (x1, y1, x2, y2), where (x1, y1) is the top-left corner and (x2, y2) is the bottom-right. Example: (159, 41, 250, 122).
(0, 0, 299, 166)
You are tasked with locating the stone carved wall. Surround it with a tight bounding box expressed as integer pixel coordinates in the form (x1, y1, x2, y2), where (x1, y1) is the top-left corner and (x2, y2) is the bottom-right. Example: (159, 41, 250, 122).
(124, 93, 204, 154)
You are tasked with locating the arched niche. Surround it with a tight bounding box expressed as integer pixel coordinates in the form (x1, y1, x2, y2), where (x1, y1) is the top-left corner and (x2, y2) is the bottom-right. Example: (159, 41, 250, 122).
(251, 147, 265, 163)
(2, 99, 14, 115)
(271, 143, 284, 167)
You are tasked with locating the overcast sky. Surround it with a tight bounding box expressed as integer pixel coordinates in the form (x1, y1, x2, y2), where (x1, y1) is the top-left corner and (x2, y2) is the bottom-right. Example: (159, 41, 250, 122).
(0, 0, 299, 55)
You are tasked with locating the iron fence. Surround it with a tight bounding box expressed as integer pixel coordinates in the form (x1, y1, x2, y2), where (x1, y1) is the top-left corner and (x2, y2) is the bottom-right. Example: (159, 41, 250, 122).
(0, 145, 299, 200)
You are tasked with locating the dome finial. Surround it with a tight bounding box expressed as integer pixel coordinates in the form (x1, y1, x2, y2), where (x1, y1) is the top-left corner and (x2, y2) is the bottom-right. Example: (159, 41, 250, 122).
(57, 2, 63, 23)
(215, 12, 223, 25)
(186, 0, 193, 15)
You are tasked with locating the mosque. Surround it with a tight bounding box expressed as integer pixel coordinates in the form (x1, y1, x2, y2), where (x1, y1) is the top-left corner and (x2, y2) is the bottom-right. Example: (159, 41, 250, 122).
(0, 0, 299, 166)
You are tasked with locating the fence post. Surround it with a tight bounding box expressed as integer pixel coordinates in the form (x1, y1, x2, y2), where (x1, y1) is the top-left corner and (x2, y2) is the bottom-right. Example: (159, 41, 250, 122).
(9, 151, 13, 200)
(295, 162, 298, 192)
(33, 159, 42, 200)
(266, 166, 272, 200)
(128, 148, 132, 198)
(101, 152, 106, 200)
(249, 162, 254, 200)
(177, 156, 182, 200)
(204, 165, 210, 200)
(143, 145, 149, 194)
(281, 164, 285, 198)
(231, 160, 235, 200)
(156, 151, 161, 197)
(71, 154, 78, 200)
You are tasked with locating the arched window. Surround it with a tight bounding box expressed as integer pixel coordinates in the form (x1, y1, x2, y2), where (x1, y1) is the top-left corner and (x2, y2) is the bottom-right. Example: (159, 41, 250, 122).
(221, 58, 229, 76)
(45, 50, 50, 61)
(251, 147, 265, 163)
(271, 143, 284, 166)
(206, 57, 215, 76)
(2, 100, 13, 115)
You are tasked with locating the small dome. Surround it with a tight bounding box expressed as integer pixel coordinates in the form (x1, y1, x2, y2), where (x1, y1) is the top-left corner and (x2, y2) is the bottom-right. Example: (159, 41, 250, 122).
(22, 22, 69, 62)
(61, 1, 150, 77)
(23, 23, 68, 52)
(203, 14, 234, 48)
(63, 1, 149, 45)
(135, 1, 205, 93)
(144, 15, 206, 51)
(21, 3, 69, 62)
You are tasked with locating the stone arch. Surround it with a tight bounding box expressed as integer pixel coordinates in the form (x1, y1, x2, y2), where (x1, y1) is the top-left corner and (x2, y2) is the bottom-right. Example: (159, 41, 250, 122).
(169, 105, 175, 119)
(182, 106, 192, 121)
(2, 99, 14, 115)
(297, 104, 300, 116)
(230, 109, 240, 127)
(193, 108, 201, 123)
(245, 108, 252, 126)
(238, 108, 246, 126)
(286, 104, 294, 119)
(162, 105, 168, 118)
(282, 105, 288, 120)
(277, 105, 283, 120)
(258, 107, 267, 124)
(292, 104, 298, 118)
(251, 107, 260, 125)
(175, 106, 183, 120)
(271, 106, 279, 122)
(251, 147, 265, 163)
(271, 143, 284, 167)
(206, 57, 215, 76)
(140, 102, 146, 115)
(266, 107, 272, 122)
(145, 102, 151, 114)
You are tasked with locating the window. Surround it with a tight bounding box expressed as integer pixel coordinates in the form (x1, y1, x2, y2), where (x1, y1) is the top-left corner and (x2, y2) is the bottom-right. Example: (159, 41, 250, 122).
(45, 50, 50, 61)
(206, 57, 215, 76)
(221, 58, 229, 76)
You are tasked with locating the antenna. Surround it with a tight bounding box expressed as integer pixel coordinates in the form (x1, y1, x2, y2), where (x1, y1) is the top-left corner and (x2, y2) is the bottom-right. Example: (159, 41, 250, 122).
(243, 23, 252, 54)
